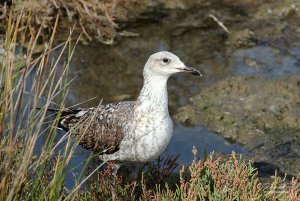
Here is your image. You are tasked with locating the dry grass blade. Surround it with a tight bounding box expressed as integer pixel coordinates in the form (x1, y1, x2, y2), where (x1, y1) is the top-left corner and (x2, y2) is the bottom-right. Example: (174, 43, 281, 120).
(208, 14, 230, 34)
(0, 8, 84, 201)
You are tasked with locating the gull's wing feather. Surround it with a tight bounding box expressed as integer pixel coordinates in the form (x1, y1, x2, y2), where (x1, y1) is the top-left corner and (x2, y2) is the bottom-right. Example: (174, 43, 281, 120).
(59, 101, 135, 154)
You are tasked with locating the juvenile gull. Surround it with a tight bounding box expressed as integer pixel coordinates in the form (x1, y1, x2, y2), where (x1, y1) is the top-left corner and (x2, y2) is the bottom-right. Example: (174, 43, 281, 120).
(58, 51, 201, 175)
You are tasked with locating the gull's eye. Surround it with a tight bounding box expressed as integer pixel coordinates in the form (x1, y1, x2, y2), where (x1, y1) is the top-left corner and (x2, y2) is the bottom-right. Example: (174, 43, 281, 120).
(163, 58, 169, 63)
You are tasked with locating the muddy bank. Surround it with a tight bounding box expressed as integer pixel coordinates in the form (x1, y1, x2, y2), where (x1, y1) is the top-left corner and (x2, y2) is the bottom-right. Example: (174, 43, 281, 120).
(175, 75, 300, 175)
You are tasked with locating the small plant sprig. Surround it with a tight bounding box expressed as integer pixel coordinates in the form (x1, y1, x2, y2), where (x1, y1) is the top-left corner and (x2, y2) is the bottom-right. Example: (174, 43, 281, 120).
(179, 147, 263, 200)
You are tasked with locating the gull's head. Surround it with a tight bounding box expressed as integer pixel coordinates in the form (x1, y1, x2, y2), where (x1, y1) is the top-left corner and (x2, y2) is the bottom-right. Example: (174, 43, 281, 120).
(144, 51, 201, 78)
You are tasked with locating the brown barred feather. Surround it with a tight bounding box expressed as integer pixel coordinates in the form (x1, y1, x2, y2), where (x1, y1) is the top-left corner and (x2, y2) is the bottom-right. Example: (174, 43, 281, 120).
(58, 101, 135, 154)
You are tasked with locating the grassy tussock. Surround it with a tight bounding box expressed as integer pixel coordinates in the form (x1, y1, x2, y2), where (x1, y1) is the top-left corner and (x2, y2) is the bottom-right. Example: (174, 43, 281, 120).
(1, 0, 139, 44)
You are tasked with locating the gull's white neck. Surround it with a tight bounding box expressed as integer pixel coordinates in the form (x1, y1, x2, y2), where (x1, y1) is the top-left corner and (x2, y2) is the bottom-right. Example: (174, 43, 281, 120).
(137, 73, 169, 113)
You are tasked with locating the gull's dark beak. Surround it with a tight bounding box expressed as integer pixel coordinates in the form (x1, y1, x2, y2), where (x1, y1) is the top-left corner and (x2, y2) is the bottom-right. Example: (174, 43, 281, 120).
(178, 66, 202, 76)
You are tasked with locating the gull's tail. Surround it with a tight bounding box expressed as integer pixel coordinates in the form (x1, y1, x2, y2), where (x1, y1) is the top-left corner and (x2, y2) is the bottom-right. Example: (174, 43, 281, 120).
(34, 107, 84, 131)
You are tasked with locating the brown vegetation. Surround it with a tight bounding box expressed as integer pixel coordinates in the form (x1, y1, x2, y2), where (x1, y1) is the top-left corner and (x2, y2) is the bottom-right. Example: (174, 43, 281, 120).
(80, 148, 300, 200)
(0, 0, 140, 44)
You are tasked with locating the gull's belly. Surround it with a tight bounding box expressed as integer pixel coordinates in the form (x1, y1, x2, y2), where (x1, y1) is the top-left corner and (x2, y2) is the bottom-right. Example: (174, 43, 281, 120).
(114, 116, 173, 163)
(135, 117, 173, 162)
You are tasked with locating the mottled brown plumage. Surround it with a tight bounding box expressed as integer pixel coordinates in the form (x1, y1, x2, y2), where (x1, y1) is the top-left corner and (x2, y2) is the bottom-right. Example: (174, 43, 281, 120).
(58, 101, 135, 154)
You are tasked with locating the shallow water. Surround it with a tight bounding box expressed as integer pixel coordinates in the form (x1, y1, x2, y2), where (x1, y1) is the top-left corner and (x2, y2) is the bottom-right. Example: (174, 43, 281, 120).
(66, 8, 300, 110)
(164, 124, 247, 165)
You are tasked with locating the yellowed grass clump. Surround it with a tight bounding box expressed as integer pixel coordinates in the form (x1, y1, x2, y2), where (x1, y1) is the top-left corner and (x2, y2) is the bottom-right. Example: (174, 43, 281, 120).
(1, 0, 138, 44)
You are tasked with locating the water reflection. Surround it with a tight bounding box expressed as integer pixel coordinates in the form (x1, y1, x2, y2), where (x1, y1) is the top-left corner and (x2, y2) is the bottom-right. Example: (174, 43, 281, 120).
(163, 123, 247, 165)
